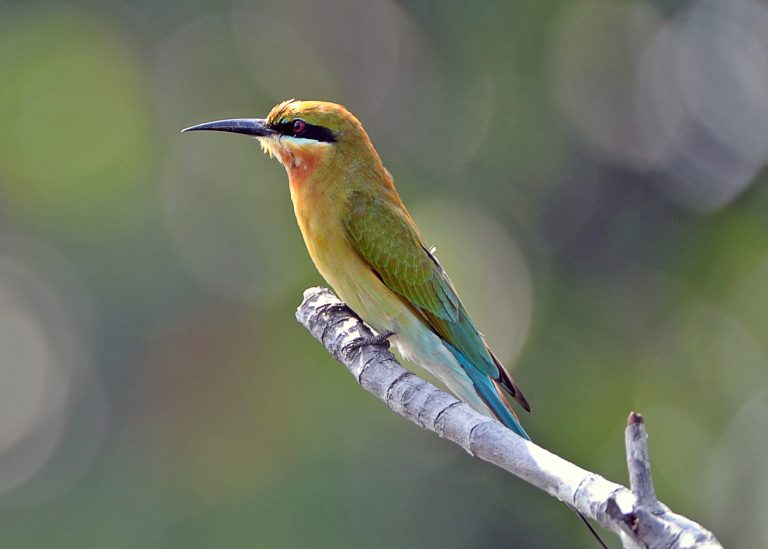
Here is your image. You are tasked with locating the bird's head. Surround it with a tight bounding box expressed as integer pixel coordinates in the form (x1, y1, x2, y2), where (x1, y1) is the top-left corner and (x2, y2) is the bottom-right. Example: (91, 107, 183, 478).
(183, 100, 373, 173)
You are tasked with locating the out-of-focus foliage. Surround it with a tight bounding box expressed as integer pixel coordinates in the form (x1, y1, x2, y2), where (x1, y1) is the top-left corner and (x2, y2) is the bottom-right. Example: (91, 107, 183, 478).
(0, 0, 766, 547)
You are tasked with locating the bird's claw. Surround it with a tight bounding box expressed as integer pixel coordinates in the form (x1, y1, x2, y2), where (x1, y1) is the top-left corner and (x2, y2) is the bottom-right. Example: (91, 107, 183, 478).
(343, 330, 396, 354)
(320, 302, 353, 316)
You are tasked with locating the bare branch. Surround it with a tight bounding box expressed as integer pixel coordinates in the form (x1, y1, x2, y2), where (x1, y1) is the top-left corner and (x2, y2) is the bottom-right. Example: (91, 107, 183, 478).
(296, 287, 723, 549)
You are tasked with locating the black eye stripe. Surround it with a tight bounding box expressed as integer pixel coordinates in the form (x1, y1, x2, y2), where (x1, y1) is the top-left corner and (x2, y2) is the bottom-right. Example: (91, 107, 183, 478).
(271, 120, 337, 143)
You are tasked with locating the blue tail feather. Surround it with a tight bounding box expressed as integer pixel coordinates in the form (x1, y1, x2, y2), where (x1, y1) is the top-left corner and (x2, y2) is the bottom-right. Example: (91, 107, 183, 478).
(444, 343, 530, 439)
(445, 346, 607, 546)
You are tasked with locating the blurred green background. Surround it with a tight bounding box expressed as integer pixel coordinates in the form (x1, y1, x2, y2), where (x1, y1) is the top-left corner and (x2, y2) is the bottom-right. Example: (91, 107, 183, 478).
(1, 0, 766, 547)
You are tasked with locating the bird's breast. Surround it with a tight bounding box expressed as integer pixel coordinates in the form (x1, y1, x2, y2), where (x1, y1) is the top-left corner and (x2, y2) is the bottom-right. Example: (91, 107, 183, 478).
(288, 182, 408, 335)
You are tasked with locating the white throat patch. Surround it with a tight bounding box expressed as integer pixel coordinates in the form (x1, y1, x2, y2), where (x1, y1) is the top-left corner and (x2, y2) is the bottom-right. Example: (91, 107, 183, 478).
(257, 135, 332, 168)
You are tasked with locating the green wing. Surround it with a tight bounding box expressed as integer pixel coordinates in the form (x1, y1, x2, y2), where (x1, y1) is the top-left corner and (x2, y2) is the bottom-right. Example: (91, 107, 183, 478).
(343, 190, 531, 413)
(343, 190, 499, 377)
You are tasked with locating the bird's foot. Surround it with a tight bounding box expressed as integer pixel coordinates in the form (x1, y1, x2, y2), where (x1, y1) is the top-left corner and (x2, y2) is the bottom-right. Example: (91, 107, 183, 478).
(343, 330, 396, 354)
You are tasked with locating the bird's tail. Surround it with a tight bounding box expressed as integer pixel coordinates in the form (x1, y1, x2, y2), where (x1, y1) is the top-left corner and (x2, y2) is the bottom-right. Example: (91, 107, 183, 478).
(444, 344, 608, 548)
(568, 504, 609, 548)
(444, 343, 529, 439)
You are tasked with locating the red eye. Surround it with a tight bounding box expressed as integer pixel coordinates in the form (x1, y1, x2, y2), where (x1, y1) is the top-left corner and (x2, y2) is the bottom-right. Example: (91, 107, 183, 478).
(292, 119, 306, 134)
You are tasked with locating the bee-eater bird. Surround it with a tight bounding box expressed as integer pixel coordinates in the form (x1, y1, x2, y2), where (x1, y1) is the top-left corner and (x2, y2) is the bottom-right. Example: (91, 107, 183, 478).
(183, 100, 605, 546)
(184, 100, 530, 435)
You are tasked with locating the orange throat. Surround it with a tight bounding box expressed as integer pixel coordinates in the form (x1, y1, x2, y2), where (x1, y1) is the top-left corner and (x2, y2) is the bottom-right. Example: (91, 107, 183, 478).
(266, 141, 327, 190)
(276, 144, 330, 230)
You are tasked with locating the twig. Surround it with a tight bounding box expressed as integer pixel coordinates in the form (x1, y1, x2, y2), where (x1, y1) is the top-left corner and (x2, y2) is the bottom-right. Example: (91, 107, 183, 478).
(296, 287, 723, 549)
(626, 412, 659, 509)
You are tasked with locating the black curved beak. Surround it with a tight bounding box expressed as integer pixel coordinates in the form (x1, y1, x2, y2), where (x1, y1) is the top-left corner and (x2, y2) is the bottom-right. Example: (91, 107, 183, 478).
(181, 118, 275, 137)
